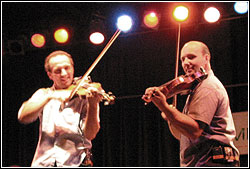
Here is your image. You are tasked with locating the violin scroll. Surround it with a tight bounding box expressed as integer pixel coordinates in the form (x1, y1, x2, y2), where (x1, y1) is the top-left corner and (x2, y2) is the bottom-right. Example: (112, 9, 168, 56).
(103, 92, 116, 105)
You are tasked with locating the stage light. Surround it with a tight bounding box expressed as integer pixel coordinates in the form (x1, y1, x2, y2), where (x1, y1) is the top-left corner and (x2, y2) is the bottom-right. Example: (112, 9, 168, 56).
(31, 33, 46, 48)
(54, 28, 69, 44)
(89, 32, 105, 45)
(234, 2, 248, 14)
(88, 16, 106, 45)
(116, 15, 133, 32)
(204, 7, 220, 23)
(173, 5, 189, 22)
(143, 11, 159, 29)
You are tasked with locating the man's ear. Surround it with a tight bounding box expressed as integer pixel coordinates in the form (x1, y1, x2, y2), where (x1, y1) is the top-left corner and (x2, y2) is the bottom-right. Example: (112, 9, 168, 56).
(47, 71, 53, 80)
(204, 54, 210, 62)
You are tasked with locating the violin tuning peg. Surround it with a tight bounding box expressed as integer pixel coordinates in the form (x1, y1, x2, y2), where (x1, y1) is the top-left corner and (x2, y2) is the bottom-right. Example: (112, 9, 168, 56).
(108, 91, 115, 97)
(104, 101, 109, 106)
(200, 66, 206, 74)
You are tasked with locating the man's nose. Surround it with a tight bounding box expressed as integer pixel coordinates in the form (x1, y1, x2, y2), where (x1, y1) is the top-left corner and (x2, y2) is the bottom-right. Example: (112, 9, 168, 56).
(182, 58, 190, 66)
(61, 68, 67, 76)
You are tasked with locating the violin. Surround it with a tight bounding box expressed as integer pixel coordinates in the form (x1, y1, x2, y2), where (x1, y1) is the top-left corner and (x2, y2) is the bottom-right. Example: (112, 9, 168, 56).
(63, 77, 115, 106)
(160, 67, 208, 99)
(143, 67, 208, 103)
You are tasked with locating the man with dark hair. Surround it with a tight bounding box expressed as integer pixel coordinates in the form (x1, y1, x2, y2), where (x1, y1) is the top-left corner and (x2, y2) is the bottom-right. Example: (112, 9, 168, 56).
(18, 50, 102, 167)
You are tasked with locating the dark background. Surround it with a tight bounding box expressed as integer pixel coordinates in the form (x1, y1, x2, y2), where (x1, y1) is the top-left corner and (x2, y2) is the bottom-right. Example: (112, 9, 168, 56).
(2, 1, 248, 167)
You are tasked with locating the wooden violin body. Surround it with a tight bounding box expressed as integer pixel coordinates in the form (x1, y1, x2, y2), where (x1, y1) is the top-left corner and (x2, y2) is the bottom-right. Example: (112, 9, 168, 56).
(63, 77, 115, 106)
(159, 68, 208, 99)
(142, 68, 208, 105)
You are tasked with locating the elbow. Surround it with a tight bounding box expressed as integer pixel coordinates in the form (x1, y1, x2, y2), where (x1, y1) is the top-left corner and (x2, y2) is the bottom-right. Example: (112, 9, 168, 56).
(18, 111, 36, 124)
(18, 113, 25, 123)
(189, 120, 206, 140)
(86, 134, 97, 141)
(189, 134, 200, 140)
(18, 117, 28, 124)
(18, 115, 32, 124)
(189, 129, 203, 140)
(85, 125, 100, 141)
(18, 103, 34, 124)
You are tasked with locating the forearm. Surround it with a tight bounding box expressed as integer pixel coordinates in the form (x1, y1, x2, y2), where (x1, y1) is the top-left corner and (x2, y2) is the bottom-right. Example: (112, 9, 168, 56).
(143, 87, 203, 140)
(160, 103, 202, 140)
(18, 90, 51, 124)
(161, 112, 181, 140)
(84, 103, 100, 140)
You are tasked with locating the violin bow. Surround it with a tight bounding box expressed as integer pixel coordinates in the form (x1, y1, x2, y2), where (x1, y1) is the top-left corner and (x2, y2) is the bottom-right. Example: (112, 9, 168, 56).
(68, 29, 122, 101)
(172, 23, 181, 107)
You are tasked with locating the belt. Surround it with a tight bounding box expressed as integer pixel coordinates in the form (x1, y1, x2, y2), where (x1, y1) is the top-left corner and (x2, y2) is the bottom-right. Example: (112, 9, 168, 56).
(210, 140, 240, 163)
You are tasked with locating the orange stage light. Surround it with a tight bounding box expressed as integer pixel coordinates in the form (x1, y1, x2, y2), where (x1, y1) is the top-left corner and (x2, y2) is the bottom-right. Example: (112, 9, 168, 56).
(31, 33, 46, 48)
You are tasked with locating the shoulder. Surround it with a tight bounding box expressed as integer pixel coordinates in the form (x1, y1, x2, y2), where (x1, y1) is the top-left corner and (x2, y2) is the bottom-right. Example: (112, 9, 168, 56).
(31, 87, 52, 98)
(199, 70, 224, 90)
(35, 87, 51, 94)
(194, 71, 227, 99)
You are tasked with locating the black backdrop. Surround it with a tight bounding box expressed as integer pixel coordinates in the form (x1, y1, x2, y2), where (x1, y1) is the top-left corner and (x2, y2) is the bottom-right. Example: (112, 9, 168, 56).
(2, 2, 248, 167)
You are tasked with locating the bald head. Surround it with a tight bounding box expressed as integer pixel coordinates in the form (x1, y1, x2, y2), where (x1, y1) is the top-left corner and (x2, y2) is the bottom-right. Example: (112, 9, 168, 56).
(180, 41, 211, 74)
(182, 41, 211, 61)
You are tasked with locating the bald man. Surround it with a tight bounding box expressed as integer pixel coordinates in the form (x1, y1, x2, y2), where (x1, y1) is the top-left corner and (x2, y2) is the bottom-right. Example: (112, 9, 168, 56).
(142, 41, 240, 167)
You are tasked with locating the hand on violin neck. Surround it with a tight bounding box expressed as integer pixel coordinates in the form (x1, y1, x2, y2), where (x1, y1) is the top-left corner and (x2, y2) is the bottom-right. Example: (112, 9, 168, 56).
(142, 87, 155, 103)
(142, 87, 162, 102)
(142, 87, 168, 110)
(151, 89, 167, 108)
(87, 90, 104, 105)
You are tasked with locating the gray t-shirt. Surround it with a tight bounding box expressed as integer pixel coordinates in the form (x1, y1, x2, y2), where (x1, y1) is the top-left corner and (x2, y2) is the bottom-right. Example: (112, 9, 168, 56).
(180, 70, 239, 167)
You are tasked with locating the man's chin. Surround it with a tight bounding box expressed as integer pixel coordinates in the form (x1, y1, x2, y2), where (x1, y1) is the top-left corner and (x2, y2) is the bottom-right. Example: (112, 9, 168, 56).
(60, 82, 71, 89)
